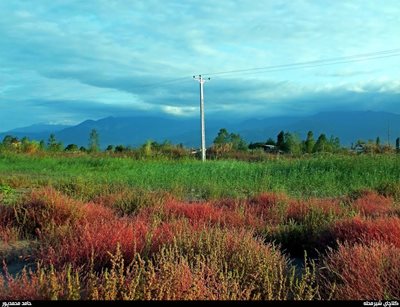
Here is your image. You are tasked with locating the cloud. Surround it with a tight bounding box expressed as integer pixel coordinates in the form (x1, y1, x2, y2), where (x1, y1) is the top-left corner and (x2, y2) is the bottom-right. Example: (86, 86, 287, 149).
(0, 0, 399, 130)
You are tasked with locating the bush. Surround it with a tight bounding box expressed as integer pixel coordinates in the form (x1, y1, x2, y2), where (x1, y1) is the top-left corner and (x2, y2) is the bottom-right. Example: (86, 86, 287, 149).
(318, 242, 400, 300)
(13, 187, 84, 238)
(350, 190, 393, 217)
(376, 182, 400, 201)
(1, 229, 321, 300)
(330, 216, 400, 248)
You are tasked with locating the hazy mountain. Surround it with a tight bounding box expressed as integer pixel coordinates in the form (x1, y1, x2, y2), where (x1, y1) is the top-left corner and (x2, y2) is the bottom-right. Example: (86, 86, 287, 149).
(52, 116, 232, 148)
(239, 111, 400, 146)
(9, 123, 71, 134)
(1, 111, 400, 148)
(0, 123, 72, 143)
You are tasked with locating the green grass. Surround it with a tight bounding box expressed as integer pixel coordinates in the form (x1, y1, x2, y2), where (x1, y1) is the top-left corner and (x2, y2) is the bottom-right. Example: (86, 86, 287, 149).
(0, 153, 399, 200)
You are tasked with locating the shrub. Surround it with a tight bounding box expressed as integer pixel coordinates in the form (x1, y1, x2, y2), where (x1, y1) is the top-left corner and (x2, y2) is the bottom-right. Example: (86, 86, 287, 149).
(350, 190, 393, 217)
(265, 198, 344, 257)
(246, 192, 289, 225)
(12, 187, 84, 237)
(38, 203, 149, 269)
(93, 189, 170, 216)
(164, 201, 247, 229)
(318, 242, 400, 300)
(0, 263, 82, 300)
(331, 216, 400, 248)
(376, 182, 400, 201)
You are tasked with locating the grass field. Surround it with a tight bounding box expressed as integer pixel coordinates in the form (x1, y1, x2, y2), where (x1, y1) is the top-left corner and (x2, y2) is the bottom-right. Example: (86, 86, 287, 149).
(1, 153, 400, 300)
(0, 153, 399, 200)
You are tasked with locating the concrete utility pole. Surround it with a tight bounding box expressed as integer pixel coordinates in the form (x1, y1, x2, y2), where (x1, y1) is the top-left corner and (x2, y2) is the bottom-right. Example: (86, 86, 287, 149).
(193, 75, 210, 162)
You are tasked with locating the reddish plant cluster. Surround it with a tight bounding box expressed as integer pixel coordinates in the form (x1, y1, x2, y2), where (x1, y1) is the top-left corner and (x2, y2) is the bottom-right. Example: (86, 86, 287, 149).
(351, 190, 393, 217)
(245, 192, 289, 225)
(331, 216, 400, 247)
(2, 186, 400, 300)
(285, 198, 344, 223)
(39, 202, 150, 269)
(13, 187, 84, 236)
(0, 205, 16, 243)
(164, 201, 248, 229)
(319, 242, 400, 300)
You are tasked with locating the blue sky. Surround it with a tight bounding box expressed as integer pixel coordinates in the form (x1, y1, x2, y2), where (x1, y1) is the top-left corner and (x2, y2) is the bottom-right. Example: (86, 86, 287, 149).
(1, 0, 399, 131)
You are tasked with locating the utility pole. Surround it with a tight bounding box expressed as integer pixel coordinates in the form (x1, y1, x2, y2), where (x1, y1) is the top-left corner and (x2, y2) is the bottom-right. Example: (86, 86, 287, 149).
(193, 75, 210, 162)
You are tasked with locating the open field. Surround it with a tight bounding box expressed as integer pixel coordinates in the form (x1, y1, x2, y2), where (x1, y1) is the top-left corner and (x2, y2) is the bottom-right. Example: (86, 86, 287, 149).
(0, 153, 400, 200)
(1, 153, 400, 300)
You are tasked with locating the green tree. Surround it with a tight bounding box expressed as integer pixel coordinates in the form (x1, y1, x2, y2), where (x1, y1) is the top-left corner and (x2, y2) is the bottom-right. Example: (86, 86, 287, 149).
(285, 133, 302, 155)
(143, 140, 152, 157)
(65, 144, 79, 152)
(47, 134, 63, 152)
(265, 138, 276, 146)
(329, 136, 341, 153)
(2, 135, 19, 150)
(39, 140, 46, 151)
(304, 131, 315, 154)
(313, 134, 329, 153)
(114, 145, 126, 153)
(230, 133, 247, 151)
(88, 129, 100, 153)
(276, 131, 285, 150)
(213, 128, 230, 145)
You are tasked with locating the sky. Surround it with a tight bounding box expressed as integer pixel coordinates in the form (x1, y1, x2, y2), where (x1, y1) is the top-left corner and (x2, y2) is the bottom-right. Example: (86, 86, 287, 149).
(1, 0, 400, 131)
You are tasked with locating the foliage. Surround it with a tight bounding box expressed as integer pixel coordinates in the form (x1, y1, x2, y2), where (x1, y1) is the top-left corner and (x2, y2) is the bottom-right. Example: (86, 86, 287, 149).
(1, 181, 400, 300)
(211, 128, 247, 157)
(88, 129, 100, 153)
(318, 242, 400, 300)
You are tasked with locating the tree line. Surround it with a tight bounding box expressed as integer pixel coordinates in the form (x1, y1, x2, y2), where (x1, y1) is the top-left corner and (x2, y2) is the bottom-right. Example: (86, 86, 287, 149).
(1, 128, 399, 157)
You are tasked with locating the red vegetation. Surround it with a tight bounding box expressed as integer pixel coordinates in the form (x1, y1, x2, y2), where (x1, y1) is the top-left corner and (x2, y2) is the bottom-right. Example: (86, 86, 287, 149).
(0, 205, 16, 243)
(285, 198, 344, 222)
(331, 216, 400, 247)
(14, 187, 83, 236)
(3, 186, 400, 300)
(319, 242, 400, 300)
(39, 202, 150, 269)
(164, 200, 249, 228)
(245, 192, 289, 224)
(351, 190, 393, 217)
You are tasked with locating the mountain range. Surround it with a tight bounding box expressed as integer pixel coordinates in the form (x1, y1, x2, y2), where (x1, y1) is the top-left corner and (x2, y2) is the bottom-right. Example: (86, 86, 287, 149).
(1, 111, 400, 149)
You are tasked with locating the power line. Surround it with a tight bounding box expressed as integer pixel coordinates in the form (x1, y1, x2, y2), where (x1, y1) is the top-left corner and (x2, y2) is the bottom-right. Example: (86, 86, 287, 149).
(139, 76, 191, 88)
(138, 48, 400, 89)
(236, 52, 400, 77)
(201, 48, 400, 77)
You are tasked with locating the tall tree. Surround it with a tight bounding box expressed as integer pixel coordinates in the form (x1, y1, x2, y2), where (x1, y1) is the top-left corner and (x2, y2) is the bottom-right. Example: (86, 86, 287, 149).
(88, 129, 100, 153)
(304, 131, 315, 154)
(47, 134, 63, 152)
(285, 133, 301, 155)
(230, 133, 247, 151)
(276, 131, 285, 150)
(313, 134, 328, 152)
(213, 128, 230, 145)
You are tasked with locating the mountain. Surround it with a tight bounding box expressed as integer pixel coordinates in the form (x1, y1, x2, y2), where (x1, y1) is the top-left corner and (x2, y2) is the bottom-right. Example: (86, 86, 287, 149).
(0, 123, 72, 143)
(239, 111, 400, 146)
(1, 111, 400, 148)
(9, 123, 71, 134)
(52, 116, 233, 148)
